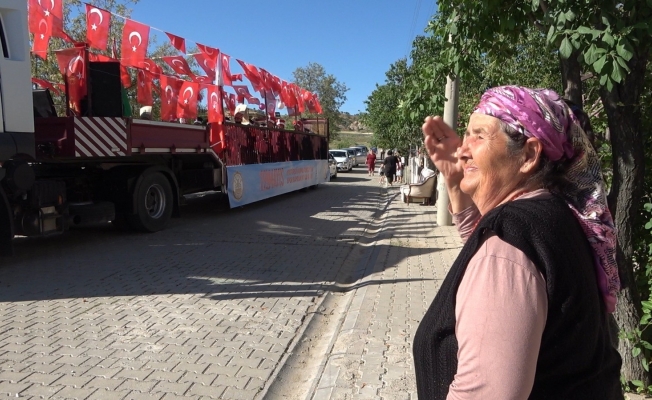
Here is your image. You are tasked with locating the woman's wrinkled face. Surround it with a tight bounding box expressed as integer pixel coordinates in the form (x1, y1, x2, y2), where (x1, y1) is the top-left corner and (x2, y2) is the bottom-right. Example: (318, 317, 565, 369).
(458, 114, 525, 213)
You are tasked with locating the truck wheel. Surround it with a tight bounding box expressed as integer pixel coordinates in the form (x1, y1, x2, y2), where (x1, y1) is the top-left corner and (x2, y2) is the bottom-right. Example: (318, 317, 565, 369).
(128, 172, 173, 232)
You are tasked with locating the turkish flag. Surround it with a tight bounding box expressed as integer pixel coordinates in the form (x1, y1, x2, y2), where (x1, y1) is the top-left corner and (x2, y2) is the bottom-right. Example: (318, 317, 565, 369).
(270, 75, 282, 97)
(222, 92, 236, 116)
(232, 85, 253, 103)
(29, 0, 66, 40)
(31, 77, 62, 96)
(292, 84, 305, 113)
(86, 5, 111, 51)
(205, 85, 223, 124)
(137, 70, 153, 106)
(165, 32, 186, 54)
(121, 19, 149, 67)
(177, 81, 199, 120)
(264, 90, 276, 118)
(231, 74, 243, 82)
(192, 75, 214, 85)
(159, 75, 182, 121)
(197, 43, 219, 60)
(193, 53, 216, 79)
(30, 4, 51, 59)
(305, 91, 322, 114)
(236, 59, 264, 93)
(220, 53, 232, 87)
(162, 56, 195, 77)
(55, 47, 87, 114)
(258, 68, 274, 93)
(248, 97, 261, 106)
(280, 81, 296, 108)
(138, 59, 162, 77)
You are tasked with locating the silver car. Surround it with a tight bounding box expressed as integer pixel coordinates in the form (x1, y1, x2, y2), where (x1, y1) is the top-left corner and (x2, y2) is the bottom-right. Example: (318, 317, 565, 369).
(346, 147, 367, 165)
(329, 150, 353, 172)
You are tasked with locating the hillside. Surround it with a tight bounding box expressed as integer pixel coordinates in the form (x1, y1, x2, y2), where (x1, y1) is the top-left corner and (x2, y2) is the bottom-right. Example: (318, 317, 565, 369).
(338, 112, 370, 133)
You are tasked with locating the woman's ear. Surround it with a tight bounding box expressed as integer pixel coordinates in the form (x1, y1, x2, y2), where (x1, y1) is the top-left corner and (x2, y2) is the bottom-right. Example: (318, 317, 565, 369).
(521, 137, 543, 174)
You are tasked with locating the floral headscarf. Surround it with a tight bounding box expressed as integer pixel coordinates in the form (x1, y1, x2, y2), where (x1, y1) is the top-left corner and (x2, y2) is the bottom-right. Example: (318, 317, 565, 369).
(473, 86, 619, 313)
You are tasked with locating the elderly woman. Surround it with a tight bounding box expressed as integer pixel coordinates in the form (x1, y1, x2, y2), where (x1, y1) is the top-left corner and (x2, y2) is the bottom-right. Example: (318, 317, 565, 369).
(413, 86, 622, 399)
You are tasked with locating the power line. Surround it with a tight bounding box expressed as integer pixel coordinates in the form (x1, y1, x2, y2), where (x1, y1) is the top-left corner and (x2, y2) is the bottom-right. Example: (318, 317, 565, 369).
(406, 0, 423, 58)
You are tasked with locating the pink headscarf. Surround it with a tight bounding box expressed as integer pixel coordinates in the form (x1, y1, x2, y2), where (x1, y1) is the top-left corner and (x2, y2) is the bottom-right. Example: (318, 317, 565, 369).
(473, 86, 619, 313)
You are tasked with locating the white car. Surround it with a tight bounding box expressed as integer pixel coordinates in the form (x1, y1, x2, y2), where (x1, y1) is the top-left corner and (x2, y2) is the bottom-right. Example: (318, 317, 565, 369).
(328, 153, 338, 179)
(329, 150, 352, 172)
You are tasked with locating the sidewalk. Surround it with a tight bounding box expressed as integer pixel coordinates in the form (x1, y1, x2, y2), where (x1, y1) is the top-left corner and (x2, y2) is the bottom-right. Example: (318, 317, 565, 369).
(310, 186, 463, 400)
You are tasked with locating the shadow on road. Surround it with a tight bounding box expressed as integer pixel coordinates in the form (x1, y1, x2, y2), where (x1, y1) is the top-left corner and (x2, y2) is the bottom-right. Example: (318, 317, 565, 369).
(0, 174, 449, 302)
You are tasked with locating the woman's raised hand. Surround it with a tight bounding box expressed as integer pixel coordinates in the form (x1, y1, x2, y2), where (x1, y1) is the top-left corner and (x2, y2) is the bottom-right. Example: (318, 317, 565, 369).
(422, 116, 463, 186)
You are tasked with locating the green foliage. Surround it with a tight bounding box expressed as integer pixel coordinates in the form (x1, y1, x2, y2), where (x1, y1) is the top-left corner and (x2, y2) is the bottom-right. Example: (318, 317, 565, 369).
(292, 62, 349, 139)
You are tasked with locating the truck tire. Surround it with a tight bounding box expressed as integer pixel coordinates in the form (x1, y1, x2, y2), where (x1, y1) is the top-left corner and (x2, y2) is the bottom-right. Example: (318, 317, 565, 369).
(127, 172, 173, 232)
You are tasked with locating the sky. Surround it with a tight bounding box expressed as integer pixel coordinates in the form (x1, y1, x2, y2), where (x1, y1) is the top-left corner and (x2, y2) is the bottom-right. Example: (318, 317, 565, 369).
(129, 0, 438, 115)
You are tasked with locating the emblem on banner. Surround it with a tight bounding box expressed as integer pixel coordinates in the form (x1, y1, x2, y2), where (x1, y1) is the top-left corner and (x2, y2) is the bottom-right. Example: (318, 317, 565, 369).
(232, 172, 244, 201)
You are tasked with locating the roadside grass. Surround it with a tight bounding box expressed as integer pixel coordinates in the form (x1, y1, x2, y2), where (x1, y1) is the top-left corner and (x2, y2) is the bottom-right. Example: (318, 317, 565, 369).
(331, 131, 374, 149)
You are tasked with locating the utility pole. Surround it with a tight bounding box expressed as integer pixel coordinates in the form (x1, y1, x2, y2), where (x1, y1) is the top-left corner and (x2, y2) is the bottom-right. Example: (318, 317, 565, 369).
(437, 72, 459, 226)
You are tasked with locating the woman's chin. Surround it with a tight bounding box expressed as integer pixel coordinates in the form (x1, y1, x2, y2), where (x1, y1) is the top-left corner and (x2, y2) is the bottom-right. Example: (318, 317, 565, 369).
(459, 180, 476, 196)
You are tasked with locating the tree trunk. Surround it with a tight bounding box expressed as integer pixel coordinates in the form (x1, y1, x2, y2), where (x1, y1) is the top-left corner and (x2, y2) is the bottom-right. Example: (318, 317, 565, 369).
(559, 51, 583, 107)
(602, 49, 650, 387)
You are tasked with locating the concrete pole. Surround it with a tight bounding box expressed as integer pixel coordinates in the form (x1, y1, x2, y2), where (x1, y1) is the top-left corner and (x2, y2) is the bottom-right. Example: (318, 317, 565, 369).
(437, 73, 459, 226)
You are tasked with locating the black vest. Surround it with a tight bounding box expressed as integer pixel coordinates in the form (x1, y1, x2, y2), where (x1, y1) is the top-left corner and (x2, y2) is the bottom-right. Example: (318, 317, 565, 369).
(413, 195, 622, 399)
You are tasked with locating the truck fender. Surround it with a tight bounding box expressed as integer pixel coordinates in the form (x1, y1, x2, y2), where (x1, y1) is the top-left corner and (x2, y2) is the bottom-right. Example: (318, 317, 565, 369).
(0, 185, 14, 256)
(130, 166, 181, 218)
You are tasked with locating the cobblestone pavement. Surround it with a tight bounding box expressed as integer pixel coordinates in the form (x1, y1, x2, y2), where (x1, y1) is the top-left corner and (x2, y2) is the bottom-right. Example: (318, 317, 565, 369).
(0, 168, 385, 400)
(310, 187, 463, 400)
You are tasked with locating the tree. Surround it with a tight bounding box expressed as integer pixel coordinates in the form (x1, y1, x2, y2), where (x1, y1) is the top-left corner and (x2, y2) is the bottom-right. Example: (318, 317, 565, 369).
(420, 0, 652, 387)
(363, 59, 421, 152)
(292, 62, 349, 139)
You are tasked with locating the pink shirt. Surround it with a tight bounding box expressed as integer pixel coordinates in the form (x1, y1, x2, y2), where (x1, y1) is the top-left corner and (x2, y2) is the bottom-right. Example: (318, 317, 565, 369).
(447, 190, 550, 400)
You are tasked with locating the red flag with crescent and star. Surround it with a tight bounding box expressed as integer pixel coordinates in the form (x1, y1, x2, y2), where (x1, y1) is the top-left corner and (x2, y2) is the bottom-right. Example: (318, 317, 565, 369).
(29, 3, 51, 59)
(205, 85, 224, 124)
(280, 80, 296, 109)
(55, 47, 87, 114)
(137, 70, 153, 106)
(222, 92, 236, 116)
(177, 81, 199, 120)
(29, 0, 67, 41)
(231, 85, 253, 103)
(159, 75, 182, 121)
(220, 53, 233, 87)
(138, 59, 163, 77)
(162, 56, 195, 78)
(165, 32, 186, 54)
(85, 5, 111, 51)
(206, 85, 226, 152)
(121, 19, 149, 67)
(264, 90, 276, 118)
(196, 43, 219, 65)
(193, 53, 216, 80)
(258, 68, 274, 93)
(236, 59, 264, 93)
(293, 84, 305, 113)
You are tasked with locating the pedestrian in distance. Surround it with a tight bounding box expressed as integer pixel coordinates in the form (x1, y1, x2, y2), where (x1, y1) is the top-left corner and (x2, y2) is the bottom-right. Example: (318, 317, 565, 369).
(382, 150, 399, 187)
(413, 86, 622, 400)
(378, 163, 386, 185)
(366, 150, 377, 177)
(395, 151, 404, 184)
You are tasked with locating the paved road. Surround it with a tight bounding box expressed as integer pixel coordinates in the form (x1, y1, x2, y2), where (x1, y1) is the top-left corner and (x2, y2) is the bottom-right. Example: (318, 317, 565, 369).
(0, 168, 385, 400)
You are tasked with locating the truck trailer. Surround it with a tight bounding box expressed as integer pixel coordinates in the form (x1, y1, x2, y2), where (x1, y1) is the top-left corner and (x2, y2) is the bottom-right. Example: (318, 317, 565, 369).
(0, 0, 330, 255)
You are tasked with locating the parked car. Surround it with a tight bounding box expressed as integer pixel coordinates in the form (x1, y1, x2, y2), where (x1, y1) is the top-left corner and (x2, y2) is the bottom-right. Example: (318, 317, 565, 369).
(329, 150, 353, 172)
(346, 147, 367, 166)
(342, 148, 360, 167)
(328, 153, 338, 179)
